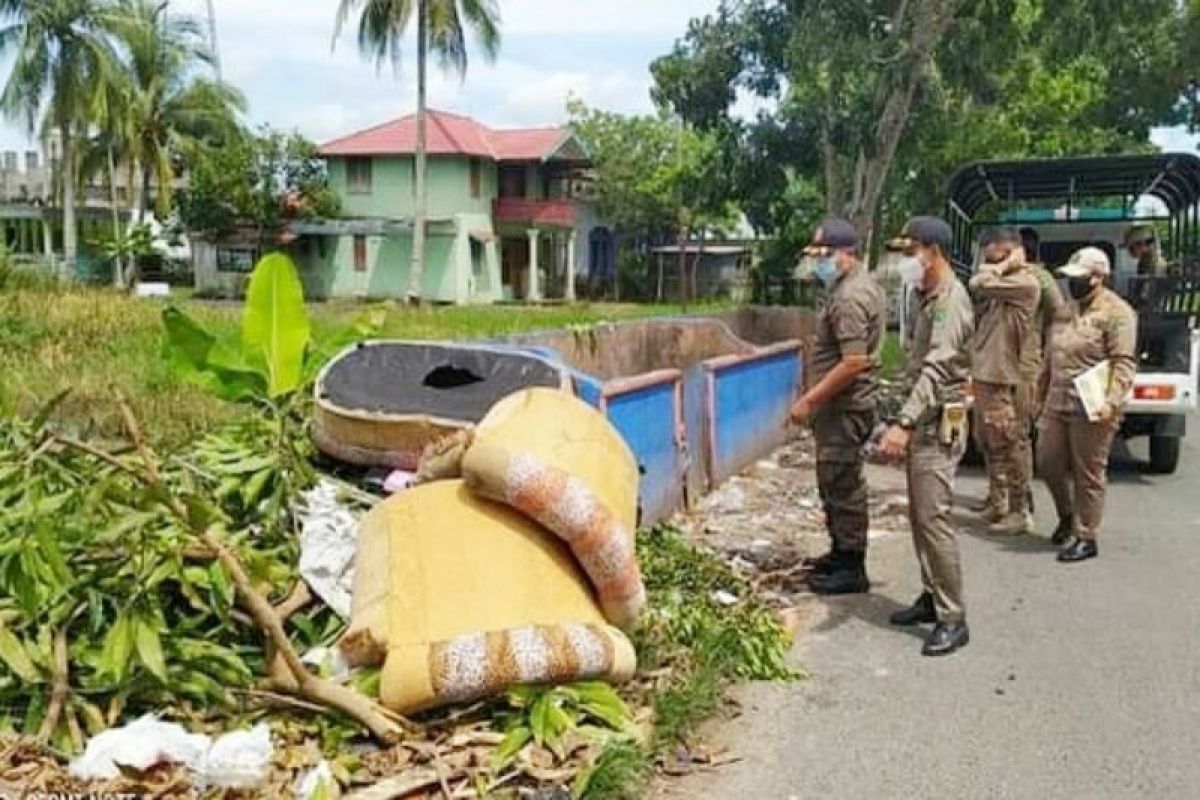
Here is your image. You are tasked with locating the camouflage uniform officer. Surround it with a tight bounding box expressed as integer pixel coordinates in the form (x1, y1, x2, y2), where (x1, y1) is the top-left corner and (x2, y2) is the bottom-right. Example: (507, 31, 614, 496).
(1038, 247, 1137, 563)
(1125, 224, 1165, 277)
(1017, 228, 1068, 541)
(881, 217, 974, 657)
(789, 218, 886, 595)
(968, 227, 1041, 535)
(1125, 225, 1165, 312)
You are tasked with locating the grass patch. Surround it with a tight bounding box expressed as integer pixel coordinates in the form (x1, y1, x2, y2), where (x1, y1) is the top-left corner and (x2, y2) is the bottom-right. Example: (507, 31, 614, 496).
(581, 526, 800, 797)
(0, 285, 730, 447)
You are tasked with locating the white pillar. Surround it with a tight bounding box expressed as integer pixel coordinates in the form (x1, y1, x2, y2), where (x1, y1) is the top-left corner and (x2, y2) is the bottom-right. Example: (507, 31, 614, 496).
(566, 230, 577, 302)
(526, 228, 541, 301)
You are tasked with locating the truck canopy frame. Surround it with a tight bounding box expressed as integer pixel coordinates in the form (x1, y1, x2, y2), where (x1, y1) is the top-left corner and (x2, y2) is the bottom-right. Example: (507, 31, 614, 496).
(945, 153, 1200, 272)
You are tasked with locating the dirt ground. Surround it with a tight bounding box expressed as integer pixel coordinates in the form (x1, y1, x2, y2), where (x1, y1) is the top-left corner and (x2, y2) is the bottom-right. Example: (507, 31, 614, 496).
(672, 431, 912, 611)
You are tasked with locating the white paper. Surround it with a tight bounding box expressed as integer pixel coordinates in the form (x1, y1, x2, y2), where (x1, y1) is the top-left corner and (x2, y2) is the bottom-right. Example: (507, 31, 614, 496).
(196, 724, 273, 789)
(69, 715, 273, 789)
(298, 480, 361, 619)
(295, 760, 338, 800)
(1073, 360, 1112, 422)
(69, 715, 210, 780)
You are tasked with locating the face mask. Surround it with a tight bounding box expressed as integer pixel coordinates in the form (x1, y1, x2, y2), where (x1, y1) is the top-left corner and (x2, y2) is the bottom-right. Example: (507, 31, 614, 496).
(1067, 275, 1095, 300)
(898, 256, 924, 286)
(813, 257, 839, 288)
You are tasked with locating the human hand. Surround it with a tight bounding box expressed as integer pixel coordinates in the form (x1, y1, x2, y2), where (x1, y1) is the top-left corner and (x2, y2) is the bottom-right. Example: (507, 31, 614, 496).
(879, 424, 911, 460)
(1096, 401, 1116, 422)
(1005, 247, 1026, 272)
(788, 397, 815, 426)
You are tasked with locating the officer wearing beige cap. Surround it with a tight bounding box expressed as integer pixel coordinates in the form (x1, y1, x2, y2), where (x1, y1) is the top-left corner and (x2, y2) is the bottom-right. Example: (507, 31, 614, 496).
(1037, 246, 1137, 563)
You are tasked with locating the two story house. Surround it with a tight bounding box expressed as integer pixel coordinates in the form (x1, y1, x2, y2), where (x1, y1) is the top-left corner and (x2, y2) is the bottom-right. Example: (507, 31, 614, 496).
(288, 110, 610, 304)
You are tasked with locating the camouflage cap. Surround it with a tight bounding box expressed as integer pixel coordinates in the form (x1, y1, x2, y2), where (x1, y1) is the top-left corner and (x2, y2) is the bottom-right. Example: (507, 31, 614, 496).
(1124, 224, 1157, 247)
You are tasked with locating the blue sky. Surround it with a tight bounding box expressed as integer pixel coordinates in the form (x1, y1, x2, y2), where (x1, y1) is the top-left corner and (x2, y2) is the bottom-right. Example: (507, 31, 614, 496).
(0, 0, 1196, 156)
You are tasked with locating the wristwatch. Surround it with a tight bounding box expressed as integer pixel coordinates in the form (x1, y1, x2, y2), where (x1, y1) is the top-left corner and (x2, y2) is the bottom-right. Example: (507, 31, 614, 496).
(897, 415, 915, 431)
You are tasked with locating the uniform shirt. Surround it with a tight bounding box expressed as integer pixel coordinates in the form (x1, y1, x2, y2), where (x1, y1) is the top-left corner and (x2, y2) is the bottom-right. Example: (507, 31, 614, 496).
(809, 263, 887, 411)
(1043, 286, 1138, 416)
(968, 262, 1040, 386)
(1019, 263, 1066, 384)
(899, 270, 974, 427)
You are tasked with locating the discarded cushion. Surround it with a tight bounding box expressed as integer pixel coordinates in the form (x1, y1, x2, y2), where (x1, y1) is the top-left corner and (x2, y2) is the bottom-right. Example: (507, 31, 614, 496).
(313, 342, 570, 469)
(339, 480, 636, 713)
(461, 388, 645, 629)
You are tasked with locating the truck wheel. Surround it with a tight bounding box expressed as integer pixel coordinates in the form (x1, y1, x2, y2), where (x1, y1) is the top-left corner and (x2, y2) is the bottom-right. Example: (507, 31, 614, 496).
(1149, 435, 1181, 475)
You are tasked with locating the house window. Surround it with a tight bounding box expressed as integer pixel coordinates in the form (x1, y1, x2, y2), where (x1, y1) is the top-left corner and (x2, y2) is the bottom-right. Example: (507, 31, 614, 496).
(347, 157, 373, 194)
(499, 166, 527, 199)
(353, 235, 367, 272)
(469, 158, 482, 199)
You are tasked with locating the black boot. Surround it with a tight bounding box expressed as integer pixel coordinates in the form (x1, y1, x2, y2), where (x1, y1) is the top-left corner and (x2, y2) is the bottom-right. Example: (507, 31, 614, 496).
(889, 592, 937, 626)
(807, 551, 869, 595)
(1050, 516, 1073, 545)
(802, 548, 842, 574)
(922, 621, 969, 656)
(1057, 537, 1098, 563)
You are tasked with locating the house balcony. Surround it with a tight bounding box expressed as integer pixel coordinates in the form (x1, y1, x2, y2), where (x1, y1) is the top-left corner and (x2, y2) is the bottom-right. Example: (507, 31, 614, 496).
(493, 197, 579, 229)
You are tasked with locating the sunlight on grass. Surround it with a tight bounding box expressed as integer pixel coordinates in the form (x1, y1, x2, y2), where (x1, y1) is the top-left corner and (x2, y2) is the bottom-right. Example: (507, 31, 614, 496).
(0, 287, 733, 446)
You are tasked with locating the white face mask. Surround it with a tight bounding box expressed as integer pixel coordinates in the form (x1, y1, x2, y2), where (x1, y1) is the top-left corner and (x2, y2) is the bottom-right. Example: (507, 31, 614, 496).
(898, 256, 924, 286)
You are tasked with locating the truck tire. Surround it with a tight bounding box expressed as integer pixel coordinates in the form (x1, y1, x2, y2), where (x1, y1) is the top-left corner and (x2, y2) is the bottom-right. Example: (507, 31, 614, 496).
(1149, 435, 1181, 475)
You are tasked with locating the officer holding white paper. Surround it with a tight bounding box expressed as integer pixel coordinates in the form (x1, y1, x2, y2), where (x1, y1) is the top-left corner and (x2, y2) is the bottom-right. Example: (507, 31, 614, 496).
(1037, 247, 1137, 563)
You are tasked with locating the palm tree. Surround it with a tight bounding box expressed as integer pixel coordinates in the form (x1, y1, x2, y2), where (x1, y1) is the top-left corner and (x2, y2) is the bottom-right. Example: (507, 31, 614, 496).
(105, 0, 244, 221)
(334, 0, 500, 304)
(0, 0, 116, 272)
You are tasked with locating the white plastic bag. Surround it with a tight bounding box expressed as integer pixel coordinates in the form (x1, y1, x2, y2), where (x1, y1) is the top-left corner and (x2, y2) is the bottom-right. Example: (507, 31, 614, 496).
(299, 480, 361, 618)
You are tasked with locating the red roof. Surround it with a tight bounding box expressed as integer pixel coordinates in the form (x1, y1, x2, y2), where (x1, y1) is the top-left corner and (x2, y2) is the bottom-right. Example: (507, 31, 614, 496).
(320, 109, 578, 162)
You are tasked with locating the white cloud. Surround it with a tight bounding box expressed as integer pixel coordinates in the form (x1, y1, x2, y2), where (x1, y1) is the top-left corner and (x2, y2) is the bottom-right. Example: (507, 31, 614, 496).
(0, 0, 716, 149)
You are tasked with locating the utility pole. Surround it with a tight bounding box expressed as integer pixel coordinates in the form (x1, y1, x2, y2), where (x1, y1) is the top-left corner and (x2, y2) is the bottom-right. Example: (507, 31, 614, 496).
(205, 0, 223, 81)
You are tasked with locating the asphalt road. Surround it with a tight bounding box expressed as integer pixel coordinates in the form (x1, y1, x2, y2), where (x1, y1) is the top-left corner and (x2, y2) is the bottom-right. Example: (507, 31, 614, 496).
(672, 430, 1200, 800)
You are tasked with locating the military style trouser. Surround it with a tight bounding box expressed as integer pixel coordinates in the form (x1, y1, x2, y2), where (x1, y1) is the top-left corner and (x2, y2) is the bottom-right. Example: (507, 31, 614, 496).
(976, 382, 1030, 515)
(1037, 412, 1118, 542)
(907, 428, 967, 622)
(1014, 380, 1040, 511)
(813, 407, 875, 554)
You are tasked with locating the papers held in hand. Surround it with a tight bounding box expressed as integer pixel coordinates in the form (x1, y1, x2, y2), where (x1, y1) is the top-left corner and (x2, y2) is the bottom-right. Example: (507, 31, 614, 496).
(1073, 360, 1112, 422)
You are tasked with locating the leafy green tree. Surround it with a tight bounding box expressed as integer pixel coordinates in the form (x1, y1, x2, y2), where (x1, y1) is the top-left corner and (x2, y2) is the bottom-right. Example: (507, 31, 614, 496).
(334, 0, 501, 305)
(654, 0, 963, 247)
(104, 0, 244, 219)
(0, 0, 116, 270)
(568, 99, 737, 300)
(653, 0, 1197, 253)
(178, 128, 341, 244)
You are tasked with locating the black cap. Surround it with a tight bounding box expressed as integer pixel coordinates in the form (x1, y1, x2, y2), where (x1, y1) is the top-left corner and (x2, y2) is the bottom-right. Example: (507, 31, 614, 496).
(804, 218, 859, 255)
(902, 216, 953, 251)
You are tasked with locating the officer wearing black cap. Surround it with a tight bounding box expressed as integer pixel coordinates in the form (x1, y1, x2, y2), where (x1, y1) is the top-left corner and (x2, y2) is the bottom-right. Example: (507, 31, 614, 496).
(880, 216, 975, 656)
(789, 218, 886, 594)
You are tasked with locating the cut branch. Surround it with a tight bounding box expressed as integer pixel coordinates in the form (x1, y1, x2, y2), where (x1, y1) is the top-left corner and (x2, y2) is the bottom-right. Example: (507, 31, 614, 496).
(59, 396, 419, 743)
(37, 623, 72, 743)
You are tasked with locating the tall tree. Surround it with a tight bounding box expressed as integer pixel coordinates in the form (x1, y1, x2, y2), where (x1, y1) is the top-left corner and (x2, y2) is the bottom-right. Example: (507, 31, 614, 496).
(105, 0, 244, 222)
(655, 0, 963, 248)
(654, 0, 1195, 257)
(334, 0, 501, 305)
(0, 0, 116, 271)
(568, 99, 737, 300)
